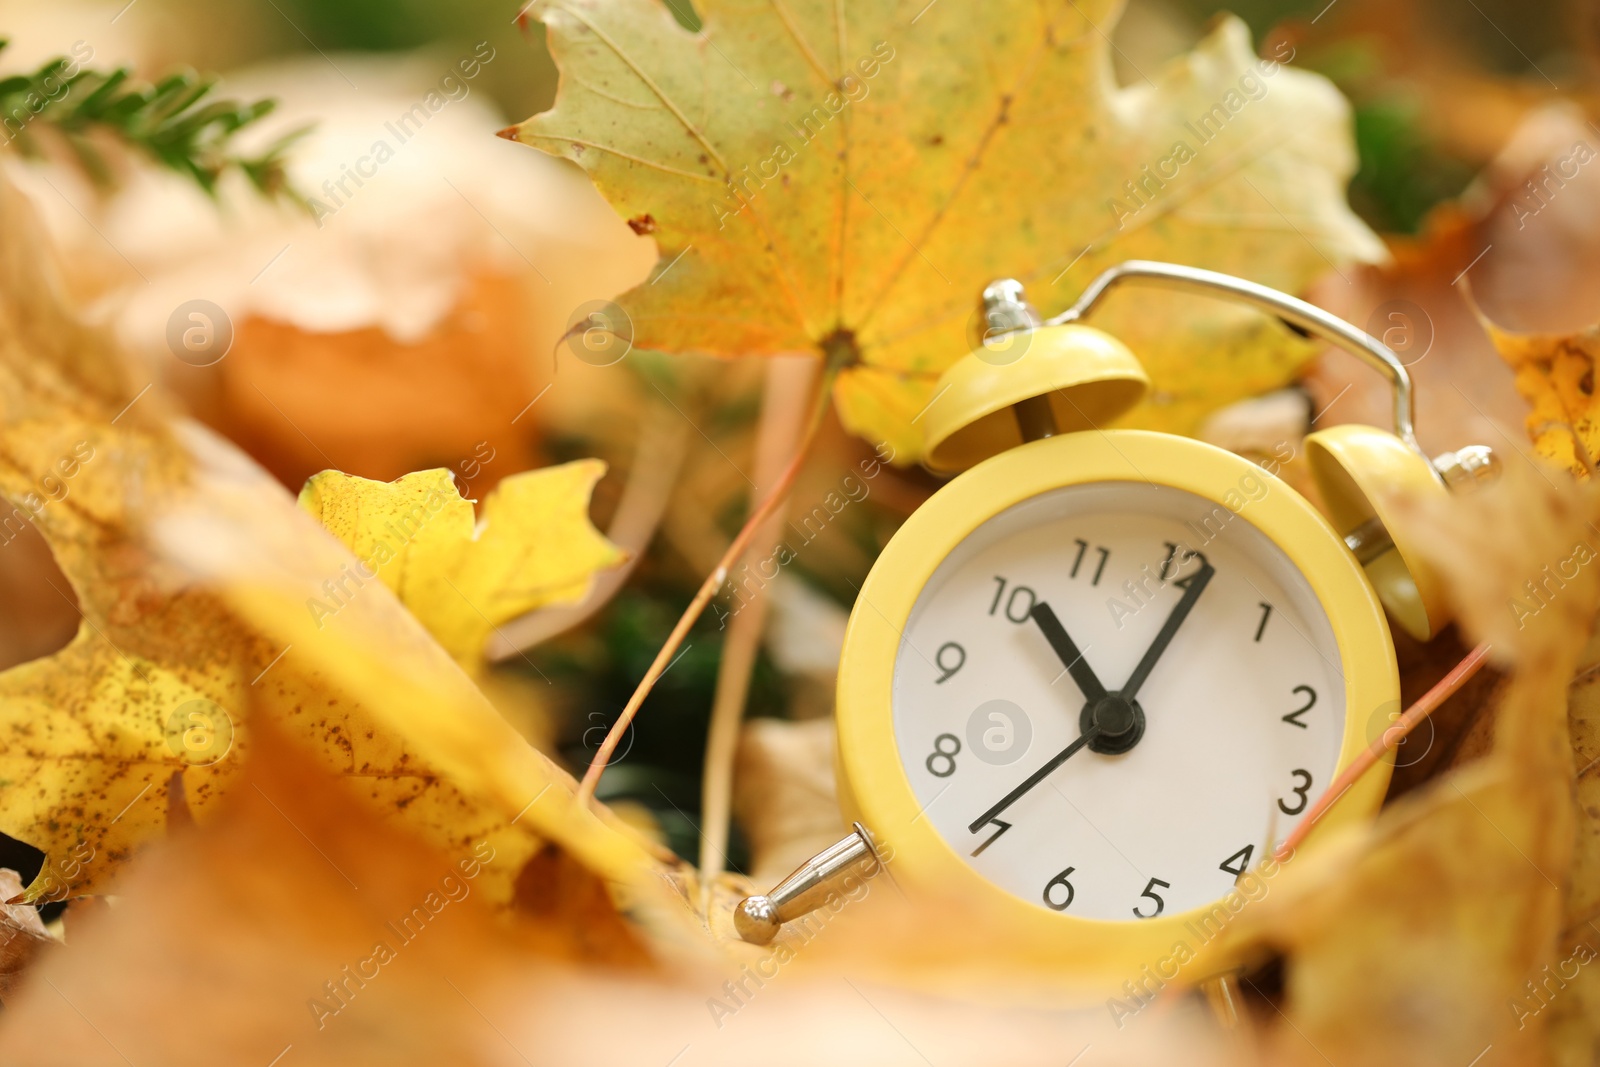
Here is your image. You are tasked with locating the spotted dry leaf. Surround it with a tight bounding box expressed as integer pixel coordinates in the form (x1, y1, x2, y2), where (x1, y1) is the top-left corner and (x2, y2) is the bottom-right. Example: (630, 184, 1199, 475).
(1475, 304, 1600, 477)
(0, 174, 685, 920)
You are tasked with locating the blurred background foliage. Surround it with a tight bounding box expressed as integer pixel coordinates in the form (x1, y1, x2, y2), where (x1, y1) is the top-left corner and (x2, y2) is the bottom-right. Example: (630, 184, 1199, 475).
(164, 0, 1595, 231)
(0, 0, 1592, 876)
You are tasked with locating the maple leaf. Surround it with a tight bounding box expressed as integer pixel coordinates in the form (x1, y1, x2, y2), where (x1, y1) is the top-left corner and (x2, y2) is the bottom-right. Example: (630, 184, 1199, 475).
(0, 174, 680, 913)
(1475, 309, 1600, 478)
(512, 0, 1384, 461)
(298, 464, 624, 667)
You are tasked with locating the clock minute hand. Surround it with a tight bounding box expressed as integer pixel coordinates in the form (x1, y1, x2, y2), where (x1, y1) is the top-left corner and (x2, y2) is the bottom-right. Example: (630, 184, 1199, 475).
(968, 726, 1100, 834)
(1118, 560, 1214, 703)
(1029, 601, 1107, 702)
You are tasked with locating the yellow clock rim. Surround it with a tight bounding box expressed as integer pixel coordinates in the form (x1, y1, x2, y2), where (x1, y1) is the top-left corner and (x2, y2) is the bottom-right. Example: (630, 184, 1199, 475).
(834, 429, 1398, 987)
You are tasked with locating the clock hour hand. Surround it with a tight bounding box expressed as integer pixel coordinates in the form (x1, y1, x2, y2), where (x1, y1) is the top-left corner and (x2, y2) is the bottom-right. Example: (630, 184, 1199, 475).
(1118, 557, 1214, 703)
(968, 726, 1101, 833)
(1029, 602, 1107, 702)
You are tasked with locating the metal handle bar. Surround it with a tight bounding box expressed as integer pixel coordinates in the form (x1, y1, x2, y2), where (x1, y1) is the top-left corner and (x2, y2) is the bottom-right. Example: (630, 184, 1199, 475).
(1044, 260, 1424, 462)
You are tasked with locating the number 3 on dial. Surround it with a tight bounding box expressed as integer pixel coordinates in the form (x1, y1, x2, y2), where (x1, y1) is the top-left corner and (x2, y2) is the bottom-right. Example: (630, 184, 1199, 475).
(1277, 768, 1313, 815)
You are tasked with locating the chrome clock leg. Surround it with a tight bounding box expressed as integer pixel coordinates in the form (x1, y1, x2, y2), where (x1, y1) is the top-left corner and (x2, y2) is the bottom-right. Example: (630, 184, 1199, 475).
(734, 822, 887, 944)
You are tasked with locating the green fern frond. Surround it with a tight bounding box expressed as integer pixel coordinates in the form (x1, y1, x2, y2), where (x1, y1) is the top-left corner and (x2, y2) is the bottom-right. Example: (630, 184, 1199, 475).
(0, 38, 309, 205)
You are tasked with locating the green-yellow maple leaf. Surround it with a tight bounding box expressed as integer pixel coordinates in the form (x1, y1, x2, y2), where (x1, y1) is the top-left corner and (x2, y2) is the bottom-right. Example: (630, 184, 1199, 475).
(298, 464, 624, 667)
(513, 0, 1384, 462)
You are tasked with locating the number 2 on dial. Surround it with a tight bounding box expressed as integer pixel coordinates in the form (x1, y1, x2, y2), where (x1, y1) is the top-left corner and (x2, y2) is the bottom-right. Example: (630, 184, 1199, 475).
(1283, 685, 1316, 728)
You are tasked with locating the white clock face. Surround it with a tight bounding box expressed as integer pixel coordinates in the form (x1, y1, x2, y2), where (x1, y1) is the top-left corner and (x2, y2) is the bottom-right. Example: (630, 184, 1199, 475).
(891, 480, 1345, 921)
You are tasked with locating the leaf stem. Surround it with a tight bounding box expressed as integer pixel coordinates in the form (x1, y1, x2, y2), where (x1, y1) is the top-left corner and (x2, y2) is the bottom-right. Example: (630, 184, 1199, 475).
(697, 355, 819, 892)
(1273, 641, 1493, 861)
(577, 355, 839, 803)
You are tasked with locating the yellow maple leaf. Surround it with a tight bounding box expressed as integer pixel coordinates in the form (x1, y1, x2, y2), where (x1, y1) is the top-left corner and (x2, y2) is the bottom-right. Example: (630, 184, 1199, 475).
(1474, 308, 1600, 477)
(512, 0, 1384, 461)
(0, 175, 683, 920)
(297, 465, 624, 667)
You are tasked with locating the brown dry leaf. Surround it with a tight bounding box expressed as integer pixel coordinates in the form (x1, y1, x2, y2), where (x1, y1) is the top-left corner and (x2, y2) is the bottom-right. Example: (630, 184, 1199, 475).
(1545, 632, 1600, 1064)
(1299, 209, 1527, 461)
(1305, 103, 1600, 472)
(0, 868, 52, 1002)
(1215, 455, 1600, 1067)
(9, 53, 656, 493)
(515, 0, 1384, 461)
(733, 717, 845, 887)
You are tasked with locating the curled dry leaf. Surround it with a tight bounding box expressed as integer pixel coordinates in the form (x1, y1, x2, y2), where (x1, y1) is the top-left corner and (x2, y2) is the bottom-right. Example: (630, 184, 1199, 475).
(1466, 105, 1600, 479)
(1213, 456, 1600, 1067)
(0, 173, 690, 930)
(1545, 632, 1600, 1064)
(732, 717, 845, 887)
(513, 0, 1383, 461)
(298, 463, 625, 668)
(1305, 102, 1600, 474)
(0, 868, 52, 1001)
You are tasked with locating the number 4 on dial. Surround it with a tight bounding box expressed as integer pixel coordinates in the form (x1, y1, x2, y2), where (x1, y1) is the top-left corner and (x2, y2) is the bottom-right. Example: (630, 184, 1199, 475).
(1219, 845, 1254, 879)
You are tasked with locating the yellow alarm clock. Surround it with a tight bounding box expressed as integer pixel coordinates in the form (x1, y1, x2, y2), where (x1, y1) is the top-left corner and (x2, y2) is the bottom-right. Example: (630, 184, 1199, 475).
(735, 261, 1495, 981)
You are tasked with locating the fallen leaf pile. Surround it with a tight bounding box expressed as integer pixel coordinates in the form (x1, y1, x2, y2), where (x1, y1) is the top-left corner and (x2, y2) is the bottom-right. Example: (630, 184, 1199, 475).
(0, 173, 680, 918)
(2, 3, 1600, 1065)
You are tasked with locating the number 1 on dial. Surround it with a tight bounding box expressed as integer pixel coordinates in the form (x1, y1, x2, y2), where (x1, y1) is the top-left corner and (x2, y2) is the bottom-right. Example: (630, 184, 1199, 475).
(1255, 602, 1273, 642)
